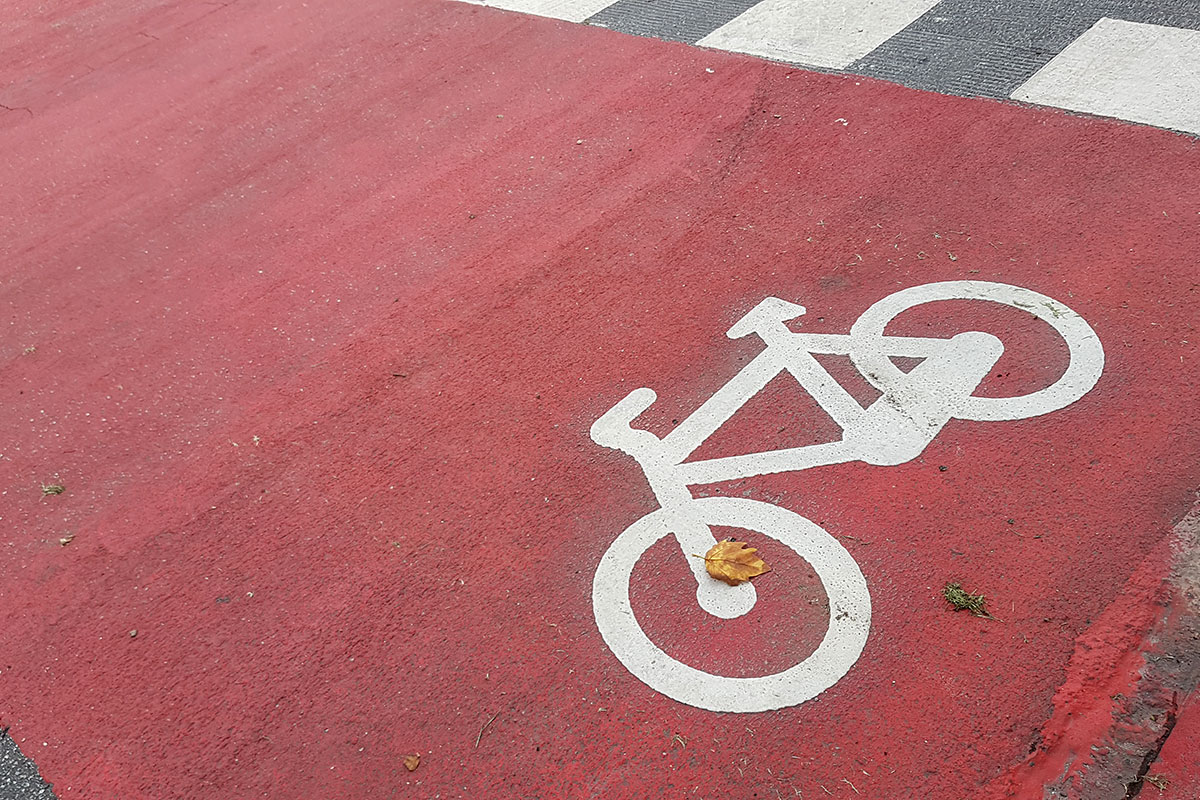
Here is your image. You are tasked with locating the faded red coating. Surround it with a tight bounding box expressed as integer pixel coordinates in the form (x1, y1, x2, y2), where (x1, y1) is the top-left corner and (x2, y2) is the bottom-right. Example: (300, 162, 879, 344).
(2, 0, 1199, 797)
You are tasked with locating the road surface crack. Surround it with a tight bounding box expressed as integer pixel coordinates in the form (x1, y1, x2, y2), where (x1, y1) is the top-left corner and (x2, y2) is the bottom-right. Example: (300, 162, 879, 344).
(1122, 697, 1178, 798)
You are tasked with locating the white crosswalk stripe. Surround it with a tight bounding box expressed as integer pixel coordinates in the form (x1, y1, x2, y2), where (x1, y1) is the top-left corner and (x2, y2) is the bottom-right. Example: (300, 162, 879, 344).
(697, 0, 939, 70)
(1012, 18, 1200, 136)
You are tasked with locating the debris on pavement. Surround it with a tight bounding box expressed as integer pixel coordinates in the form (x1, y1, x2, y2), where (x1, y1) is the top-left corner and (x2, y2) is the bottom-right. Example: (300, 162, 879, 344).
(696, 539, 771, 586)
(943, 583, 996, 619)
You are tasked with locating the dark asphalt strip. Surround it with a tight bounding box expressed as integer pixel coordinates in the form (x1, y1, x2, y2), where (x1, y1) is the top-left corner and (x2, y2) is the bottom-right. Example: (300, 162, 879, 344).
(586, 0, 763, 43)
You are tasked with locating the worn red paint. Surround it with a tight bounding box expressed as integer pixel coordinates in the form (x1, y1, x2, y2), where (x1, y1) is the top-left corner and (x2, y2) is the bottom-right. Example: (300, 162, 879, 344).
(1152, 699, 1200, 795)
(2, 0, 1199, 797)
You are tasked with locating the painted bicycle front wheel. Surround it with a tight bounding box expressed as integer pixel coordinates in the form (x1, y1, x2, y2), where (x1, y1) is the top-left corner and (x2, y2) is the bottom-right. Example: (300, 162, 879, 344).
(592, 497, 871, 713)
(849, 280, 1104, 422)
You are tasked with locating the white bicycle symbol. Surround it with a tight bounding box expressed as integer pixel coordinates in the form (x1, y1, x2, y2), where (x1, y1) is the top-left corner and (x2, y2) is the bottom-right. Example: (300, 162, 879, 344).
(590, 281, 1104, 713)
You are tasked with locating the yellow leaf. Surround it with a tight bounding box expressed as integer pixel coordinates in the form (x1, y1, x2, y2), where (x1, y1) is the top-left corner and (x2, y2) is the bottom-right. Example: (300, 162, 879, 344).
(699, 539, 771, 586)
(403, 754, 420, 772)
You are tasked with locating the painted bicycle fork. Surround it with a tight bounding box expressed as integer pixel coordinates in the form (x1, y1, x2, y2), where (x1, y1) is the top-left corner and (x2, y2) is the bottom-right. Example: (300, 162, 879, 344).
(591, 296, 1003, 620)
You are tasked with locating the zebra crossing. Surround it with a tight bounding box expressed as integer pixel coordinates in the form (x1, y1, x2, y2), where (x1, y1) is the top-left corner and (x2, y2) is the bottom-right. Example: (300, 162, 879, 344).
(455, 0, 1200, 135)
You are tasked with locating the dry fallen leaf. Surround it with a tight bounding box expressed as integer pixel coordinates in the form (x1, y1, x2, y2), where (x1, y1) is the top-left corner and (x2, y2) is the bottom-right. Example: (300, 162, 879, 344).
(698, 539, 771, 586)
(403, 754, 420, 772)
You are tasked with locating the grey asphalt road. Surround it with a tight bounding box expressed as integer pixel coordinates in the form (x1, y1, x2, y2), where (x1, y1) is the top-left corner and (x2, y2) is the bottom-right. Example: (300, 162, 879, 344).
(0, 733, 55, 800)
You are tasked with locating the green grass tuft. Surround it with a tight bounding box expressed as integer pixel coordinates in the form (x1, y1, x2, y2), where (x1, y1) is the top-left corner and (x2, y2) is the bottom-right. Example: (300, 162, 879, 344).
(943, 582, 995, 619)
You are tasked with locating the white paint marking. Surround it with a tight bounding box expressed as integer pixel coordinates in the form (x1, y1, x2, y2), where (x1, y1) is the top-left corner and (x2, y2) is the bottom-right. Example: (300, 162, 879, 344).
(592, 498, 870, 713)
(849, 281, 1105, 423)
(591, 281, 1104, 712)
(697, 0, 940, 69)
(457, 0, 613, 23)
(1012, 18, 1200, 136)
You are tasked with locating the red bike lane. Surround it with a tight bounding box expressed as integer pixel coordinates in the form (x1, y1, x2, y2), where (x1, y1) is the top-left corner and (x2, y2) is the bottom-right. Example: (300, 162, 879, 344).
(1, 0, 1198, 797)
